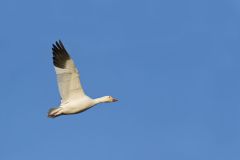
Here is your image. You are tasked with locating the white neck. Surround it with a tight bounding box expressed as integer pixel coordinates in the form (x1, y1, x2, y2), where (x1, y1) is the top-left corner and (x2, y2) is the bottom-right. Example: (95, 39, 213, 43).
(93, 97, 108, 105)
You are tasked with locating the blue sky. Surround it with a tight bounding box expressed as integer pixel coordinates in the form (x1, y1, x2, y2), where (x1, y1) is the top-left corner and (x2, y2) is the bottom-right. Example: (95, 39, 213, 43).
(1, 0, 240, 159)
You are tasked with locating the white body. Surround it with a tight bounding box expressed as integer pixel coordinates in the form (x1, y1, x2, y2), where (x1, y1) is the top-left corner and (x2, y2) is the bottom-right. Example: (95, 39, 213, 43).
(48, 41, 117, 118)
(60, 96, 95, 114)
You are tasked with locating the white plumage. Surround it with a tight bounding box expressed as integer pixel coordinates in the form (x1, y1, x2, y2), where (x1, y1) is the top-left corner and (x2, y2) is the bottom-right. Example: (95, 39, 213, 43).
(48, 40, 118, 118)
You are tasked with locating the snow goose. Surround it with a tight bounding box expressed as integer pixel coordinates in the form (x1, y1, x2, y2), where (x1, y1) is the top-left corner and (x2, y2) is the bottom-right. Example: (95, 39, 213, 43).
(48, 40, 118, 118)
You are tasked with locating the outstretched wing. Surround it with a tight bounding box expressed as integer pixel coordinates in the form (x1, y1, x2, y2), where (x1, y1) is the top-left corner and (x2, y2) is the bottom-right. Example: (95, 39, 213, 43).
(52, 40, 85, 103)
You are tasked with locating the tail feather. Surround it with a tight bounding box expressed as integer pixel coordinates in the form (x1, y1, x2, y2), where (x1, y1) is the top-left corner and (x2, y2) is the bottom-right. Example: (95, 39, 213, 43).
(48, 107, 61, 118)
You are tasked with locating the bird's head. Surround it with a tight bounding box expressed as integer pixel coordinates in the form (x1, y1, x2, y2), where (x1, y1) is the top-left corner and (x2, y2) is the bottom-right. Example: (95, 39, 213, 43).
(102, 96, 118, 103)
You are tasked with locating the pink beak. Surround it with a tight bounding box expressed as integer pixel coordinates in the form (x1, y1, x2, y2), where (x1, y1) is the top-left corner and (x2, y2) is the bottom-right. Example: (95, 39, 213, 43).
(112, 98, 118, 102)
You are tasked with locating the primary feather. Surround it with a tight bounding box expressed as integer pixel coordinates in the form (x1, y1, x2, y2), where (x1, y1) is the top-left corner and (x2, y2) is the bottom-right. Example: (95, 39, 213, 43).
(52, 41, 85, 104)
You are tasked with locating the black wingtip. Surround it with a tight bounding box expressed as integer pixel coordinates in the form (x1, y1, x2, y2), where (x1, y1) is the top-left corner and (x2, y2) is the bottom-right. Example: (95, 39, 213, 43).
(52, 40, 70, 68)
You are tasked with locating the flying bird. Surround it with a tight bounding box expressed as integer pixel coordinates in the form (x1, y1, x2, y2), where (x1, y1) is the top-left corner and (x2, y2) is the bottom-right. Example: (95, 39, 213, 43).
(48, 40, 118, 118)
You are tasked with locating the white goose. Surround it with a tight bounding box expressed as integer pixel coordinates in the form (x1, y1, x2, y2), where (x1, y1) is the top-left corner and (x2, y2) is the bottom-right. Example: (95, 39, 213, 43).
(48, 40, 118, 118)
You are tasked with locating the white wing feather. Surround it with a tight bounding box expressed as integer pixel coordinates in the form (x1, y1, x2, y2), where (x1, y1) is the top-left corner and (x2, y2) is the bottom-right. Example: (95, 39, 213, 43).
(52, 41, 85, 104)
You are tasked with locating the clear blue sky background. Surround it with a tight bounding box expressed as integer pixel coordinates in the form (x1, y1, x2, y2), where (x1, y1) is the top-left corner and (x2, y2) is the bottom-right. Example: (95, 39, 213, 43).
(1, 0, 240, 159)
